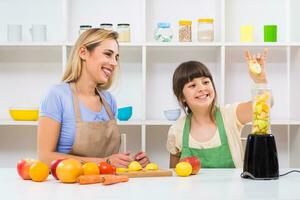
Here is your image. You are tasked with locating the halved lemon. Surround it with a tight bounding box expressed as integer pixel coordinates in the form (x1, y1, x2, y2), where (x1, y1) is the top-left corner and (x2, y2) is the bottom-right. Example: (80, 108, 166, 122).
(145, 163, 158, 170)
(249, 61, 261, 75)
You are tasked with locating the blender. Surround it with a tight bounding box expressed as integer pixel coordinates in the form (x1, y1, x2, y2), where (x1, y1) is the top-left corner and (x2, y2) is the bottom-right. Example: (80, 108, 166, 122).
(241, 83, 279, 180)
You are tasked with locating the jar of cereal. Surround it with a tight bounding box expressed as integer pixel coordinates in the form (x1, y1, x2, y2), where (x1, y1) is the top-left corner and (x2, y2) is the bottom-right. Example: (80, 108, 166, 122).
(178, 20, 192, 42)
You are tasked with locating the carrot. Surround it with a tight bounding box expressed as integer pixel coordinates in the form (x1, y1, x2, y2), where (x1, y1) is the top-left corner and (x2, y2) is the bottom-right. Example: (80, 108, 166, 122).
(77, 175, 105, 185)
(102, 175, 129, 185)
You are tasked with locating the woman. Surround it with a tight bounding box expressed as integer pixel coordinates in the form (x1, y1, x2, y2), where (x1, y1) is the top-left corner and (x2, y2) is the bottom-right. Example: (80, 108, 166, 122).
(37, 28, 149, 167)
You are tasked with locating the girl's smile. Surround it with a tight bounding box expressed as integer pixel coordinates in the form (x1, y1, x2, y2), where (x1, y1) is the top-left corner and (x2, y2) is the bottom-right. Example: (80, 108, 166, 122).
(182, 77, 215, 108)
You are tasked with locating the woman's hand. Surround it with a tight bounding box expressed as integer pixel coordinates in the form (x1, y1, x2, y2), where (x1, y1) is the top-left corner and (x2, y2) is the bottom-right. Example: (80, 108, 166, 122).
(133, 151, 150, 168)
(244, 48, 268, 84)
(108, 152, 132, 168)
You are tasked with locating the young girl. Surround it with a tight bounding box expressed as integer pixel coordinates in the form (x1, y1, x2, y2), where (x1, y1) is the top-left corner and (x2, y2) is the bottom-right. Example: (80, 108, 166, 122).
(166, 49, 269, 168)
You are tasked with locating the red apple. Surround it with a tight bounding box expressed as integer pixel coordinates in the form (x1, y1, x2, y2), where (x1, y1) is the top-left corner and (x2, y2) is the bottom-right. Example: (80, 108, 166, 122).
(50, 158, 65, 180)
(17, 158, 36, 180)
(180, 156, 201, 175)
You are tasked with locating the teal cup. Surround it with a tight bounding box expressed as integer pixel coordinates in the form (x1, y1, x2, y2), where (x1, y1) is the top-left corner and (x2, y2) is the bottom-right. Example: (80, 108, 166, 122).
(264, 25, 277, 42)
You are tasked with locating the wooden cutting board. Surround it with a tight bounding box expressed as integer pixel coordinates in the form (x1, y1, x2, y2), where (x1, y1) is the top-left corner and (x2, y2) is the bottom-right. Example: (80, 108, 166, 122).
(116, 169, 173, 178)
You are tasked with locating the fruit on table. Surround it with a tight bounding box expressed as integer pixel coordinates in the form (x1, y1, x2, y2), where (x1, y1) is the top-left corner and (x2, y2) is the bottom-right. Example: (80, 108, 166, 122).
(128, 161, 142, 171)
(29, 161, 49, 182)
(249, 61, 261, 75)
(98, 162, 116, 174)
(175, 161, 192, 177)
(253, 91, 270, 134)
(145, 163, 158, 170)
(82, 162, 99, 175)
(56, 158, 83, 183)
(17, 158, 36, 180)
(50, 158, 65, 180)
(180, 156, 201, 175)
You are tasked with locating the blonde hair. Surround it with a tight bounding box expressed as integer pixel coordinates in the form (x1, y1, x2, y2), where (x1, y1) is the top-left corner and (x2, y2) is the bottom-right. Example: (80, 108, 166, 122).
(62, 28, 119, 90)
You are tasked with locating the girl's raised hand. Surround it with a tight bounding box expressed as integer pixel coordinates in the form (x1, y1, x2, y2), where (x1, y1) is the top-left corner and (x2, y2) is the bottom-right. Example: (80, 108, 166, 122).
(244, 48, 268, 84)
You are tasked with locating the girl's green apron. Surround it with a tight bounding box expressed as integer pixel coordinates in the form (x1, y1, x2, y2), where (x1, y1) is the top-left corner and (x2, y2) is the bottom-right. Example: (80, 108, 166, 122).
(180, 108, 235, 168)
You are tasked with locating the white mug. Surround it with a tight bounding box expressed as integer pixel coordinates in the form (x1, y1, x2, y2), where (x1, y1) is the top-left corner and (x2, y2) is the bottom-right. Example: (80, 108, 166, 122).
(7, 24, 22, 42)
(30, 25, 47, 42)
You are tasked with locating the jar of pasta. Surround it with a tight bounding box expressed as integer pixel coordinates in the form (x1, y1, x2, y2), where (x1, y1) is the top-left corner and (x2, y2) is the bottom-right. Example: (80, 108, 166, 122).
(178, 20, 192, 42)
(197, 18, 214, 42)
(117, 23, 130, 42)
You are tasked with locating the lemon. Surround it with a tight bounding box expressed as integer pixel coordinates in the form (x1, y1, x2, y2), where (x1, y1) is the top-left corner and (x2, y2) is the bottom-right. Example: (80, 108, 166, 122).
(145, 163, 158, 170)
(116, 167, 128, 173)
(128, 161, 142, 171)
(175, 162, 192, 177)
(249, 61, 261, 75)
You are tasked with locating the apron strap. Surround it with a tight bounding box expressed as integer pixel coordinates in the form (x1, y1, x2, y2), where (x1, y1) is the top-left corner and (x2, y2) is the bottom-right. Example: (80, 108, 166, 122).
(215, 107, 229, 144)
(182, 114, 191, 149)
(70, 83, 82, 123)
(96, 87, 115, 120)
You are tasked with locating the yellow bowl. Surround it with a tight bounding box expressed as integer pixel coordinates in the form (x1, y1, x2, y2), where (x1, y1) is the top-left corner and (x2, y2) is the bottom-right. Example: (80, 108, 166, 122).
(9, 108, 39, 121)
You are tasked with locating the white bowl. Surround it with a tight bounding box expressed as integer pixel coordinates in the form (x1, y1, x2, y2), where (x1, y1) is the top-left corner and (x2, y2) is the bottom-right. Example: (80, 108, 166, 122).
(163, 109, 181, 121)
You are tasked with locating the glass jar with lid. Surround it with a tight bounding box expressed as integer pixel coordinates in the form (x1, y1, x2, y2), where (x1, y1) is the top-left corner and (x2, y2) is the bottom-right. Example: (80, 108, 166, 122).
(117, 23, 130, 42)
(197, 18, 214, 42)
(154, 22, 173, 42)
(79, 25, 92, 35)
(100, 23, 113, 31)
(179, 20, 192, 42)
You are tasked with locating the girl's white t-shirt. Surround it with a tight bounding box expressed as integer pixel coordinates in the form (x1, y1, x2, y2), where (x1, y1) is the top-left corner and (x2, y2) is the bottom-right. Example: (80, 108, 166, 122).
(166, 103, 245, 168)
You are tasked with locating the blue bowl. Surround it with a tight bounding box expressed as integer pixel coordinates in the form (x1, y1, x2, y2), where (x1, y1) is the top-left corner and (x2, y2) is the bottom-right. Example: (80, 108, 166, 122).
(117, 106, 133, 121)
(163, 109, 181, 121)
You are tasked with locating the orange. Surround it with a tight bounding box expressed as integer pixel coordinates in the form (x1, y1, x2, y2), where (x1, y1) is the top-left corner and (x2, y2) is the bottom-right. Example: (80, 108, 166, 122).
(175, 162, 192, 177)
(56, 158, 82, 183)
(82, 162, 99, 175)
(29, 161, 49, 182)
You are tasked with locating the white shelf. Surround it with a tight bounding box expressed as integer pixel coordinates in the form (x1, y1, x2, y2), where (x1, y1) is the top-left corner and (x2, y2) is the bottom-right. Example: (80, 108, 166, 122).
(0, 120, 38, 126)
(0, 42, 65, 47)
(224, 42, 290, 47)
(2, 42, 299, 48)
(1, 119, 299, 127)
(145, 42, 222, 47)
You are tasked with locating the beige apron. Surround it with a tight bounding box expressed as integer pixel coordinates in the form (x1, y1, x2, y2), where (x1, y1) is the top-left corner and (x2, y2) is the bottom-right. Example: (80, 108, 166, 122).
(69, 83, 120, 158)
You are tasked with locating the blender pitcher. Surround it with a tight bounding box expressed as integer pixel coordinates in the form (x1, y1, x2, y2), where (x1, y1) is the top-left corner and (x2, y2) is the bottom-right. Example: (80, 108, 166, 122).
(252, 84, 271, 135)
(241, 84, 279, 180)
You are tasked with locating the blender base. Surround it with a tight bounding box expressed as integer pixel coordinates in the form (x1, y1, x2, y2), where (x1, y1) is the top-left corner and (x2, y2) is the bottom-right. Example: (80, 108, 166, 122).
(242, 133, 279, 180)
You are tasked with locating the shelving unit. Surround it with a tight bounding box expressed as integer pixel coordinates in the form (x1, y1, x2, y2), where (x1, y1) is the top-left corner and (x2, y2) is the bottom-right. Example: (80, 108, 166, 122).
(0, 0, 299, 168)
